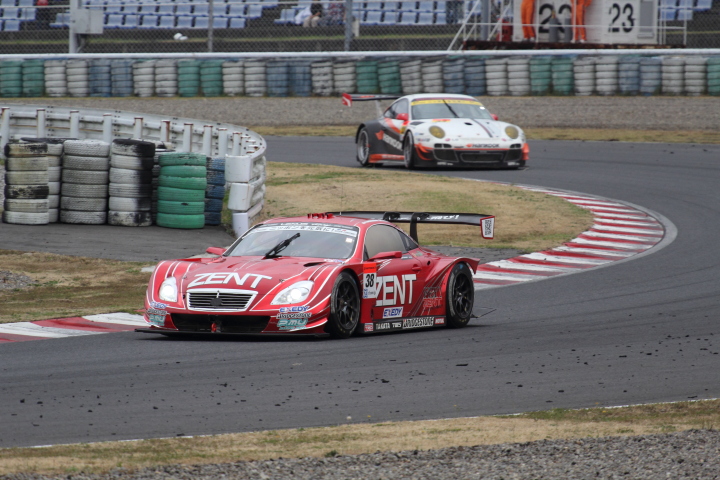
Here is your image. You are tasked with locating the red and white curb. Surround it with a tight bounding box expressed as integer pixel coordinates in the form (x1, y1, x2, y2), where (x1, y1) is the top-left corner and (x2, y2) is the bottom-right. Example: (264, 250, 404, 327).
(0, 313, 145, 343)
(0, 187, 671, 343)
(473, 186, 668, 290)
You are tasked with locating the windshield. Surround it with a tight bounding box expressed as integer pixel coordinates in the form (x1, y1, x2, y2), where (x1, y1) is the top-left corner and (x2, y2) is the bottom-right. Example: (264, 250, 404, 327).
(226, 223, 359, 259)
(411, 99, 493, 120)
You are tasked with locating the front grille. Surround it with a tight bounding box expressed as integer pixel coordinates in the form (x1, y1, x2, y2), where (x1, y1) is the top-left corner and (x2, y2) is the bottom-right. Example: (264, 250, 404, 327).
(187, 291, 254, 311)
(459, 152, 506, 164)
(171, 314, 270, 333)
(433, 149, 457, 161)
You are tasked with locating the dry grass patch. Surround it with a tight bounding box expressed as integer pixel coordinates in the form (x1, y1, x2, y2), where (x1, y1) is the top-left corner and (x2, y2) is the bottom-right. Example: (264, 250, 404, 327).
(263, 162, 593, 252)
(0, 250, 153, 324)
(250, 125, 720, 145)
(1, 400, 717, 475)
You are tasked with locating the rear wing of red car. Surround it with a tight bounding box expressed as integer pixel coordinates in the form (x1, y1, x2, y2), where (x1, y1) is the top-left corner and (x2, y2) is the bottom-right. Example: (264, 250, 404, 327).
(331, 211, 495, 242)
(342, 93, 402, 107)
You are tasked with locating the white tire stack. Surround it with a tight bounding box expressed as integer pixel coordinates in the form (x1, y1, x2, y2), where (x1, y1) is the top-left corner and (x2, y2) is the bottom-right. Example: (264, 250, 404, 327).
(639, 57, 662, 95)
(44, 59, 67, 98)
(662, 57, 685, 95)
(618, 56, 641, 95)
(595, 56, 619, 96)
(133, 60, 156, 97)
(108, 139, 156, 227)
(400, 59, 423, 95)
(66, 59, 89, 97)
(311, 60, 333, 96)
(60, 140, 110, 225)
(485, 57, 508, 96)
(333, 61, 356, 95)
(507, 56, 530, 96)
(573, 56, 595, 96)
(20, 138, 65, 222)
(223, 60, 244, 96)
(2, 142, 49, 225)
(245, 60, 266, 97)
(421, 59, 443, 93)
(684, 56, 707, 96)
(155, 59, 178, 97)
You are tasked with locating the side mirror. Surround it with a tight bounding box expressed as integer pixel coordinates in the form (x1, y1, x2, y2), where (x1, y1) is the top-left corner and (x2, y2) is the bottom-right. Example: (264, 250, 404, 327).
(206, 247, 226, 256)
(396, 113, 409, 121)
(491, 114, 499, 121)
(369, 251, 403, 261)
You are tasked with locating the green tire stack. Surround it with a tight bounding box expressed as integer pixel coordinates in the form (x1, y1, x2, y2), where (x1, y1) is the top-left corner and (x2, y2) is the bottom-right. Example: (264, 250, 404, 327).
(0, 60, 23, 97)
(200, 60, 224, 97)
(708, 57, 720, 96)
(177, 60, 201, 98)
(355, 60, 379, 94)
(551, 56, 575, 96)
(22, 59, 45, 97)
(156, 153, 207, 229)
(530, 56, 552, 95)
(377, 60, 402, 95)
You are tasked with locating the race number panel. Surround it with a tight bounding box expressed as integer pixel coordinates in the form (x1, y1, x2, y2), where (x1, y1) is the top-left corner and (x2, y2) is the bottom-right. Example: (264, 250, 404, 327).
(512, 0, 658, 44)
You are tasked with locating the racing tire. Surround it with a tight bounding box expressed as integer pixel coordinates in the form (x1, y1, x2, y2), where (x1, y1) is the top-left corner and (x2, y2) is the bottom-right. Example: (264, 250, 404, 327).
(108, 211, 153, 227)
(63, 140, 111, 157)
(157, 186, 206, 202)
(159, 175, 207, 191)
(3, 199, 48, 213)
(5, 156, 49, 171)
(4, 143, 47, 157)
(403, 133, 417, 170)
(156, 212, 205, 229)
(356, 129, 371, 167)
(326, 271, 360, 339)
(62, 169, 108, 185)
(445, 262, 474, 328)
(158, 152, 206, 167)
(6, 171, 48, 185)
(63, 155, 110, 171)
(61, 183, 108, 198)
(60, 196, 108, 212)
(59, 210, 107, 225)
(2, 211, 49, 225)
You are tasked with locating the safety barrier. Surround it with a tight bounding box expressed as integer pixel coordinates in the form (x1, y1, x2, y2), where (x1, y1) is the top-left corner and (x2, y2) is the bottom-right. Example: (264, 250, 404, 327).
(0, 50, 719, 98)
(0, 104, 267, 235)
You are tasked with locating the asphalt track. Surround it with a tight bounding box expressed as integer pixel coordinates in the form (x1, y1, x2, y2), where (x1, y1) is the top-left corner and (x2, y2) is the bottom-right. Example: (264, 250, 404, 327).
(1, 138, 719, 449)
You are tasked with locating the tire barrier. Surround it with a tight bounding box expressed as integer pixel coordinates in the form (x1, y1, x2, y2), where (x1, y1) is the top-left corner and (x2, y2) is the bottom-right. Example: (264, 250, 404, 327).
(204, 156, 226, 226)
(154, 59, 178, 98)
(356, 60, 379, 94)
(684, 56, 707, 96)
(0, 60, 23, 98)
(709, 57, 720, 96)
(108, 139, 155, 227)
(618, 56, 641, 95)
(245, 59, 267, 97)
(66, 59, 89, 97)
(2, 142, 49, 225)
(311, 60, 333, 97)
(662, 56, 685, 95)
(378, 60, 402, 95)
(267, 60, 290, 98)
(200, 60, 224, 97)
(552, 56, 575, 95)
(225, 154, 266, 237)
(595, 55, 619, 96)
(421, 58, 443, 93)
(156, 152, 207, 229)
(485, 57, 508, 96)
(443, 56, 465, 95)
(507, 56, 531, 97)
(133, 59, 156, 97)
(89, 59, 112, 98)
(400, 59, 423, 95)
(640, 56, 663, 95)
(289, 60, 313, 97)
(464, 57, 486, 96)
(223, 60, 244, 97)
(0, 105, 267, 234)
(332, 60, 356, 95)
(44, 59, 67, 98)
(111, 59, 134, 97)
(573, 56, 595, 96)
(60, 139, 110, 225)
(22, 60, 44, 98)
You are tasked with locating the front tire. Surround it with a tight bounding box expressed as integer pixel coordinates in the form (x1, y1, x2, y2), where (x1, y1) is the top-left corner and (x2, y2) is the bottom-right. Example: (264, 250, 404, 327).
(403, 132, 417, 169)
(326, 272, 361, 339)
(446, 263, 474, 328)
(356, 129, 371, 167)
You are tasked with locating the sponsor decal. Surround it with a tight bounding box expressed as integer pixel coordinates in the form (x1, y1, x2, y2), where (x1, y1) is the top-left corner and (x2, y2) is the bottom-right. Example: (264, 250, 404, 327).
(277, 318, 308, 330)
(150, 301, 168, 309)
(422, 287, 442, 309)
(276, 312, 313, 319)
(412, 99, 483, 106)
(468, 144, 500, 148)
(146, 308, 167, 327)
(434, 317, 446, 325)
(428, 214, 459, 220)
(375, 320, 403, 331)
(481, 217, 495, 239)
(374, 274, 417, 307)
(378, 131, 402, 150)
(402, 317, 435, 329)
(433, 119, 452, 123)
(188, 272, 272, 289)
(362, 263, 378, 299)
(279, 306, 309, 313)
(382, 307, 403, 319)
(364, 323, 374, 333)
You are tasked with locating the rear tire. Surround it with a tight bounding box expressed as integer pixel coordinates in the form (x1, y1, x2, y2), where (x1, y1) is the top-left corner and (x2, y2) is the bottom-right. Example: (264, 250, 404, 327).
(445, 263, 474, 328)
(326, 272, 360, 339)
(356, 129, 371, 167)
(403, 132, 417, 170)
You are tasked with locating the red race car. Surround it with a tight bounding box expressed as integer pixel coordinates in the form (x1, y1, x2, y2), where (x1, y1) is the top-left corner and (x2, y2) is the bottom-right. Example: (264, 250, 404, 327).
(137, 211, 495, 339)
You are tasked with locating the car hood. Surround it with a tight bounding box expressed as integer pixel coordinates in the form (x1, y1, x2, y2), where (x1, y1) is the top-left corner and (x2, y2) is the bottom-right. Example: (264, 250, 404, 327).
(412, 118, 518, 142)
(180, 256, 343, 295)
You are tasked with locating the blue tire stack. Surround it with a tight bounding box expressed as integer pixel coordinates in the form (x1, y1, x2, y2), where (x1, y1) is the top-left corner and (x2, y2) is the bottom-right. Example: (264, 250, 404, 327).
(205, 156, 226, 226)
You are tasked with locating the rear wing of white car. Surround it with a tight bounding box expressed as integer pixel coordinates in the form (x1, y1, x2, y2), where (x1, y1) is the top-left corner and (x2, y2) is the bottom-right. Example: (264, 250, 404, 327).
(341, 93, 402, 107)
(331, 211, 495, 242)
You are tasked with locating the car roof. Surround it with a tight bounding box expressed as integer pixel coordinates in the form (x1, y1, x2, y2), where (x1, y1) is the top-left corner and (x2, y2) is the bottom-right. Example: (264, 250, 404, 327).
(401, 93, 480, 103)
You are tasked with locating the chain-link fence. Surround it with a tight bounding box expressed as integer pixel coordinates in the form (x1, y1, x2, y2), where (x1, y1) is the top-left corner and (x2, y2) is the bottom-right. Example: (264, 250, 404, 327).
(2, 0, 720, 55)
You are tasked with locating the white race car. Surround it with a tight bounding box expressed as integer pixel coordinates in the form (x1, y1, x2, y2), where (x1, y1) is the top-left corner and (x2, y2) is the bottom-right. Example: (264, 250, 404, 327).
(344, 93, 529, 169)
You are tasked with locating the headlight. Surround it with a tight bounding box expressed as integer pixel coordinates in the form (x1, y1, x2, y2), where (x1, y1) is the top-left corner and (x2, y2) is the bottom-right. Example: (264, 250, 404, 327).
(505, 126, 520, 140)
(271, 280, 314, 305)
(158, 277, 178, 303)
(428, 126, 445, 139)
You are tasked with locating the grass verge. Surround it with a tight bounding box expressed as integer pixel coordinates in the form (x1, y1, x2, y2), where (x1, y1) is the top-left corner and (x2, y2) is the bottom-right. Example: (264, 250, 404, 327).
(251, 125, 720, 144)
(0, 399, 717, 475)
